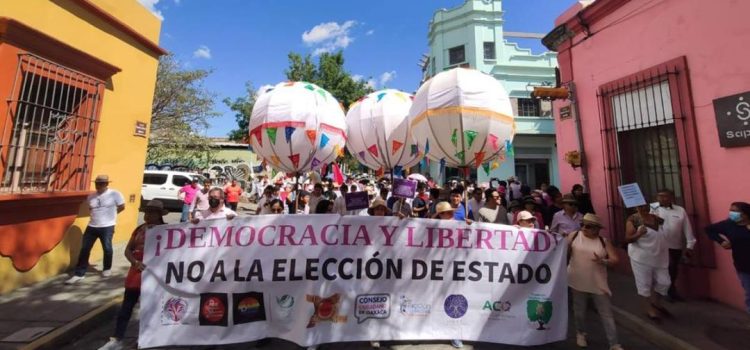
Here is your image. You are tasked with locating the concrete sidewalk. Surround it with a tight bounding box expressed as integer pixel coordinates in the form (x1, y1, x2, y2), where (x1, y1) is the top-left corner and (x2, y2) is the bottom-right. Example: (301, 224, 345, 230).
(0, 244, 129, 350)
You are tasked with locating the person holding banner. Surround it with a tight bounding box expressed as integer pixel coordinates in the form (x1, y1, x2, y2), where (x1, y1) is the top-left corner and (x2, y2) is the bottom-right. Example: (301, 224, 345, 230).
(97, 200, 167, 350)
(567, 214, 624, 350)
(625, 204, 670, 321)
(433, 201, 466, 348)
(191, 188, 237, 223)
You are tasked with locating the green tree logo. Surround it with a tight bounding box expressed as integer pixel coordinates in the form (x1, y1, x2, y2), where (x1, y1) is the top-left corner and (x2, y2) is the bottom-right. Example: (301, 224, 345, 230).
(526, 299, 553, 330)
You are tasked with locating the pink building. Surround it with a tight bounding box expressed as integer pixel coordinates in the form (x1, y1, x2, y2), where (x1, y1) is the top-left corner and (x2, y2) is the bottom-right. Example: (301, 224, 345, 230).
(546, 0, 750, 309)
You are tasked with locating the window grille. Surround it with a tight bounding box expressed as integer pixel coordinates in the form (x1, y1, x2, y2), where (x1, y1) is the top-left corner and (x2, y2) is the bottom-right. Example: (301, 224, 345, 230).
(596, 58, 714, 269)
(0, 53, 104, 194)
(518, 98, 541, 117)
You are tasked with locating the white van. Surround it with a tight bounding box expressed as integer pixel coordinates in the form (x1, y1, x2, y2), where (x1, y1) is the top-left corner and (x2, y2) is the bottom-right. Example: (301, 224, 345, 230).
(141, 170, 208, 210)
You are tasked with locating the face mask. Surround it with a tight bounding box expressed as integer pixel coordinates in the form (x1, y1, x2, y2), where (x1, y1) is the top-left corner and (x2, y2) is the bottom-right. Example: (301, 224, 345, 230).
(729, 211, 742, 222)
(208, 198, 221, 208)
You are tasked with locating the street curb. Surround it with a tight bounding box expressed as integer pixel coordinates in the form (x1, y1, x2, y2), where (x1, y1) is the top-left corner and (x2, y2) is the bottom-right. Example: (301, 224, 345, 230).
(611, 305, 701, 350)
(21, 297, 122, 350)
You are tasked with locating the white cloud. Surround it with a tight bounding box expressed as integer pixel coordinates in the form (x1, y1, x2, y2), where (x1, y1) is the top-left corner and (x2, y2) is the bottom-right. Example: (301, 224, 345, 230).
(302, 20, 357, 55)
(137, 0, 164, 21)
(366, 29, 375, 36)
(351, 74, 364, 82)
(379, 71, 396, 86)
(193, 45, 212, 59)
(173, 0, 181, 4)
(366, 79, 377, 89)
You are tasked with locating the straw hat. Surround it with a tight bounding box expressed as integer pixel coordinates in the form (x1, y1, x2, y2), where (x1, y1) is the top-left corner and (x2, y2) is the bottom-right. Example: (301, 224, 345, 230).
(93, 175, 110, 183)
(368, 198, 390, 215)
(144, 200, 169, 215)
(582, 213, 604, 228)
(433, 201, 455, 218)
(517, 210, 536, 221)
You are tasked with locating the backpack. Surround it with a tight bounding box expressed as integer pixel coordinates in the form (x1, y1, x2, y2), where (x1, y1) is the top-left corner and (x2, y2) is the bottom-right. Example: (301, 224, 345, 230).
(567, 230, 607, 264)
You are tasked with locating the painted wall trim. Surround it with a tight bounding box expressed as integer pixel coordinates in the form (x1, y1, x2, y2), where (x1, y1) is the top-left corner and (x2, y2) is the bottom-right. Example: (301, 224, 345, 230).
(69, 0, 168, 56)
(0, 17, 121, 81)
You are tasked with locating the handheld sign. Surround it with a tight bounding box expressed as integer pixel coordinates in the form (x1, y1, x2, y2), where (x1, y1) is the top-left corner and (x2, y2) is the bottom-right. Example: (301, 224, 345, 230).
(345, 191, 370, 211)
(392, 178, 417, 199)
(618, 183, 646, 208)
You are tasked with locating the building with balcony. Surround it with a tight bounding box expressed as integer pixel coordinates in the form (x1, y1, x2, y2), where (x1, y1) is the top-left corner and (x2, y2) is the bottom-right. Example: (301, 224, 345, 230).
(421, 0, 558, 187)
(0, 0, 165, 293)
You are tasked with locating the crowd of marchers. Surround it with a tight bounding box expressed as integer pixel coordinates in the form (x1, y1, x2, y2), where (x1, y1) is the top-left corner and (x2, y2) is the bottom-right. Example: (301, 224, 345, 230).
(69, 173, 750, 350)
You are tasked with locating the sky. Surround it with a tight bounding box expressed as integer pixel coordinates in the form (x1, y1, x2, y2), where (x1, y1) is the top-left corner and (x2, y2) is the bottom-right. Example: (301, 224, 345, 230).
(138, 0, 577, 137)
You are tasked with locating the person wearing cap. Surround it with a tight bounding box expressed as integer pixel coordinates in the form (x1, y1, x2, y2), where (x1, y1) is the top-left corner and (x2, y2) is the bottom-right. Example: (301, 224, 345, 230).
(550, 194, 584, 236)
(431, 200, 466, 349)
(191, 188, 237, 223)
(97, 200, 167, 350)
(178, 178, 200, 223)
(368, 198, 391, 217)
(66, 175, 125, 285)
(516, 210, 537, 229)
(514, 196, 544, 228)
(625, 204, 670, 321)
(567, 214, 623, 350)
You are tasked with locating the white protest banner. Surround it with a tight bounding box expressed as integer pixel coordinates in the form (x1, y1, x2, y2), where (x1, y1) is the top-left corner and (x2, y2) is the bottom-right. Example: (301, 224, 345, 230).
(139, 215, 567, 348)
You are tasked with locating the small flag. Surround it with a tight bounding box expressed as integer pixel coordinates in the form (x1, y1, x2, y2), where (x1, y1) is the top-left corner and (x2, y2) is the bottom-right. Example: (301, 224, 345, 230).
(482, 162, 491, 176)
(425, 139, 430, 154)
(358, 151, 366, 159)
(251, 128, 263, 147)
(455, 151, 465, 162)
(377, 92, 386, 102)
(285, 127, 295, 143)
(506, 140, 514, 157)
(270, 155, 281, 166)
(266, 128, 278, 145)
(320, 133, 330, 148)
(488, 133, 499, 150)
(306, 130, 317, 145)
(464, 130, 478, 148)
(392, 140, 403, 155)
(332, 163, 344, 185)
(393, 165, 403, 176)
(410, 144, 418, 156)
(288, 154, 300, 168)
(311, 157, 321, 169)
(474, 151, 485, 168)
(376, 167, 384, 177)
(451, 129, 458, 147)
(305, 84, 315, 91)
(491, 160, 500, 170)
(367, 144, 379, 158)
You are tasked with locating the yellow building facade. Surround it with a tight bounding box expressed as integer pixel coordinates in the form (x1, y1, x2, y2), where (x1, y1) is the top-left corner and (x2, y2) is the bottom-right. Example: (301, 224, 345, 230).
(0, 0, 165, 293)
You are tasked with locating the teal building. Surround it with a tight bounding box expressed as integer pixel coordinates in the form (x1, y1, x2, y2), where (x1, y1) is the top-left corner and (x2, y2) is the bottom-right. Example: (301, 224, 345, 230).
(421, 0, 558, 188)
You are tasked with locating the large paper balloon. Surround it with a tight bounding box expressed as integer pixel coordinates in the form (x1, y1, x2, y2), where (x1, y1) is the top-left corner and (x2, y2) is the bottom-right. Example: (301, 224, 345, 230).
(346, 89, 421, 172)
(408, 68, 515, 169)
(249, 82, 346, 173)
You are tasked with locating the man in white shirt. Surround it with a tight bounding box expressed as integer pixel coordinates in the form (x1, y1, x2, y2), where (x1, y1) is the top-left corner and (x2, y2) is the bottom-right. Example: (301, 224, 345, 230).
(651, 188, 696, 301)
(192, 188, 237, 222)
(66, 175, 125, 284)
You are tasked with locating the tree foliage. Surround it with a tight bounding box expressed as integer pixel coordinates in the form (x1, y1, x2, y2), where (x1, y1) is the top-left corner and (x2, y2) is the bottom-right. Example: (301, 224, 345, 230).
(147, 55, 218, 167)
(225, 83, 257, 143)
(285, 51, 373, 108)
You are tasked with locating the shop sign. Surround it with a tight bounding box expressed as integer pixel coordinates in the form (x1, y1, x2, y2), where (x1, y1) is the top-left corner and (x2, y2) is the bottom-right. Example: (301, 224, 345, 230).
(713, 91, 750, 147)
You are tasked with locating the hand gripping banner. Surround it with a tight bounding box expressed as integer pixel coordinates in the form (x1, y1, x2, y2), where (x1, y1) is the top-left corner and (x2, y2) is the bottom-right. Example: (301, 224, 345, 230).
(139, 215, 567, 348)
